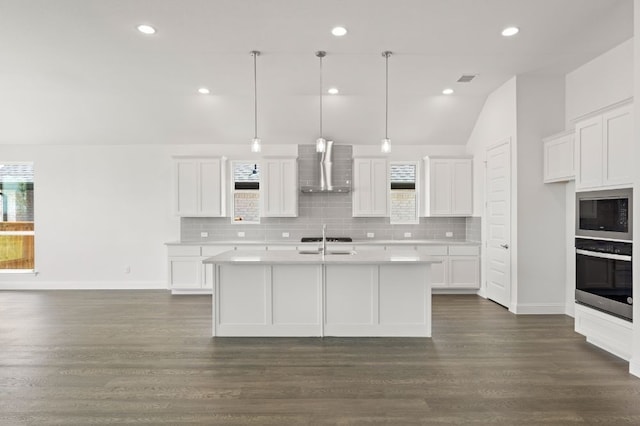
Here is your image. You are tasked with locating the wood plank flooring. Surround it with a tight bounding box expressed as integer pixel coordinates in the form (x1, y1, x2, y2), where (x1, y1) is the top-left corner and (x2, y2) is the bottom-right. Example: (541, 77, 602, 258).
(1, 291, 640, 425)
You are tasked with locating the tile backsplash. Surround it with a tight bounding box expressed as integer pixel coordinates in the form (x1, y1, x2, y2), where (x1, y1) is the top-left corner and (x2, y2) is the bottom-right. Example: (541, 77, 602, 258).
(181, 191, 479, 242)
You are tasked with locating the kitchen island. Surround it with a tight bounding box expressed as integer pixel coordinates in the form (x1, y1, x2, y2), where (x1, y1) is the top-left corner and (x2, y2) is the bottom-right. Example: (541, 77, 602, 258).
(203, 250, 441, 337)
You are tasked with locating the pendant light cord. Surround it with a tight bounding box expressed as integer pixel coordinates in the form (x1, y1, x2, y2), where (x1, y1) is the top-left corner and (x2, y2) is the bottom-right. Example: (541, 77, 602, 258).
(251, 51, 259, 140)
(316, 51, 326, 139)
(383, 51, 391, 140)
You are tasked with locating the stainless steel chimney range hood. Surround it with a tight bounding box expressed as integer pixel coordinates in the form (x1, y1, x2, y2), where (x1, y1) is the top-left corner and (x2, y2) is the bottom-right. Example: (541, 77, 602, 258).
(299, 142, 352, 193)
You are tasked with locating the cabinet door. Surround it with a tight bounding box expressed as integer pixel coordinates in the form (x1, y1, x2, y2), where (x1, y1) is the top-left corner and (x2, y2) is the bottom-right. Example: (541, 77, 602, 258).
(199, 159, 224, 216)
(575, 116, 603, 190)
(169, 257, 202, 289)
(175, 160, 199, 216)
(353, 158, 387, 217)
(603, 105, 633, 187)
(450, 159, 473, 215)
(262, 158, 299, 217)
(543, 134, 574, 183)
(429, 256, 448, 288)
(430, 159, 452, 215)
(262, 159, 283, 217)
(448, 256, 480, 288)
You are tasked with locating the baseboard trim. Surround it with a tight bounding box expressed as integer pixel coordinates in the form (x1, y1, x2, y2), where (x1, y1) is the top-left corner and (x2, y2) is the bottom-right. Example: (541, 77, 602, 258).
(432, 288, 479, 295)
(565, 301, 575, 318)
(0, 281, 166, 290)
(630, 358, 640, 378)
(513, 303, 566, 315)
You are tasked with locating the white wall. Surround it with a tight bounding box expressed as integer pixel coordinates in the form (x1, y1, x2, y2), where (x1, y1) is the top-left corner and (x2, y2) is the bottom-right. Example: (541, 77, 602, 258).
(514, 74, 567, 313)
(566, 38, 634, 124)
(465, 77, 517, 300)
(630, 0, 640, 379)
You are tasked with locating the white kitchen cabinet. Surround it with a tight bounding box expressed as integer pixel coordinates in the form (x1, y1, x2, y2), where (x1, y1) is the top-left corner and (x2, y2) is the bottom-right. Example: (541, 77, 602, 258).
(448, 245, 480, 289)
(423, 157, 473, 216)
(574, 103, 633, 191)
(415, 245, 447, 288)
(543, 131, 574, 183)
(261, 157, 298, 217)
(352, 158, 388, 217)
(168, 244, 234, 293)
(174, 157, 226, 217)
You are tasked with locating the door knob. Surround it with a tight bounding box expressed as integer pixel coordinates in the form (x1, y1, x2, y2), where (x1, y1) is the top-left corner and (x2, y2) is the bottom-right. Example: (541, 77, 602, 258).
(500, 244, 509, 249)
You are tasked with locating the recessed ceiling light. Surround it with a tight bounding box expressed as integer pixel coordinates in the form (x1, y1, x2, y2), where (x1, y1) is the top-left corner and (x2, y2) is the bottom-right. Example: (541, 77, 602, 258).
(198, 87, 210, 95)
(328, 87, 339, 95)
(331, 26, 347, 37)
(501, 26, 519, 37)
(137, 24, 156, 35)
(442, 88, 454, 95)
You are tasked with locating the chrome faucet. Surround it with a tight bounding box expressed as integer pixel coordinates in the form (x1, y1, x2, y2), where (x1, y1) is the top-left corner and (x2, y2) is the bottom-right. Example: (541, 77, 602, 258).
(321, 224, 327, 255)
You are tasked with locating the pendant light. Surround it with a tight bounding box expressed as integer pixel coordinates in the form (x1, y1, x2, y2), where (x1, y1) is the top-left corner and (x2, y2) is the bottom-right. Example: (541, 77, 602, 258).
(315, 51, 327, 153)
(381, 51, 392, 153)
(250, 50, 261, 153)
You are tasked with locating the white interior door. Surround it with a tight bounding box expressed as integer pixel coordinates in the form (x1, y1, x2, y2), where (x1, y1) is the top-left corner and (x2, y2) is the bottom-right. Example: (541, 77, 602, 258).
(485, 141, 512, 308)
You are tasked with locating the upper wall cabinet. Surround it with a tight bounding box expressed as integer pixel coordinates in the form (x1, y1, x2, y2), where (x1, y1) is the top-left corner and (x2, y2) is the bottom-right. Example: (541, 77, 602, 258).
(173, 156, 227, 217)
(353, 158, 388, 217)
(543, 131, 574, 183)
(575, 103, 633, 191)
(422, 157, 473, 217)
(261, 157, 298, 217)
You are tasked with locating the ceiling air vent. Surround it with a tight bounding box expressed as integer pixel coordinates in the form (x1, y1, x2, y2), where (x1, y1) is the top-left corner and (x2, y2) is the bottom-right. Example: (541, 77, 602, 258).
(457, 74, 476, 83)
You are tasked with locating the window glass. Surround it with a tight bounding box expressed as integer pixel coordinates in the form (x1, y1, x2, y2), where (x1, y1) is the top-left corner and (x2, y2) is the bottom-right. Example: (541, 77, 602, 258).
(232, 162, 260, 223)
(0, 163, 35, 271)
(390, 163, 418, 224)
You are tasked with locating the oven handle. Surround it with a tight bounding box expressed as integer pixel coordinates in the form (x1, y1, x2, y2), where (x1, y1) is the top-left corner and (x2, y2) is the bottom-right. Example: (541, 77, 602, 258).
(576, 249, 632, 262)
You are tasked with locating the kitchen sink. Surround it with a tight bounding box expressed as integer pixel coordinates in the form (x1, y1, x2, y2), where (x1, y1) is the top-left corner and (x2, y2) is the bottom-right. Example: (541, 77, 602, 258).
(297, 249, 357, 255)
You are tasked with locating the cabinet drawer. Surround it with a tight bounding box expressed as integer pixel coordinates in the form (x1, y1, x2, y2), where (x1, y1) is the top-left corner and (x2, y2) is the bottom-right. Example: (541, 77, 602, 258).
(202, 245, 235, 257)
(448, 245, 479, 256)
(167, 245, 201, 257)
(416, 245, 448, 256)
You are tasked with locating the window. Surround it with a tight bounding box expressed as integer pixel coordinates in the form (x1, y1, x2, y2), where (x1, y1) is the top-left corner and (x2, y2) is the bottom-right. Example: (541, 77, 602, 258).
(390, 162, 419, 224)
(0, 163, 35, 271)
(232, 161, 260, 224)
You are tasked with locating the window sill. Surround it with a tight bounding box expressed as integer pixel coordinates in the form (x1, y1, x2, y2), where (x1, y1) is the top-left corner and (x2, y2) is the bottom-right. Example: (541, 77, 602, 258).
(0, 269, 38, 275)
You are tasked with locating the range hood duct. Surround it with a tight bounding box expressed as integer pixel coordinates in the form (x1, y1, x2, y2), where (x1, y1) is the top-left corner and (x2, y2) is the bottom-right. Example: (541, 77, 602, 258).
(300, 141, 351, 193)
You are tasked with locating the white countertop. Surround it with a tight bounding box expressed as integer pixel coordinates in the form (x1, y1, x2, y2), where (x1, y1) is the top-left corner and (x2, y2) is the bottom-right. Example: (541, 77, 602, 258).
(167, 239, 480, 246)
(203, 249, 443, 265)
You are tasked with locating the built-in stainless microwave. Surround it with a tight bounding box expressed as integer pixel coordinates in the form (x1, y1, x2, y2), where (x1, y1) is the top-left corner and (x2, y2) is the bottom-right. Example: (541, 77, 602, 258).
(576, 188, 632, 241)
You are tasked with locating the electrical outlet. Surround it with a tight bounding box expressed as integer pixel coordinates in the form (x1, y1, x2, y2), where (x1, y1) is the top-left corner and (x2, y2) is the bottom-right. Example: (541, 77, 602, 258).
(282, 232, 290, 238)
(367, 232, 375, 238)
(404, 232, 412, 238)
(445, 231, 453, 238)
(200, 231, 209, 238)
(237, 231, 245, 238)
(124, 266, 131, 274)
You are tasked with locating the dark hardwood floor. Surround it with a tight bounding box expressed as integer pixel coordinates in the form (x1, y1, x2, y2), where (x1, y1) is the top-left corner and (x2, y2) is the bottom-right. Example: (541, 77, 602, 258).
(1, 291, 639, 425)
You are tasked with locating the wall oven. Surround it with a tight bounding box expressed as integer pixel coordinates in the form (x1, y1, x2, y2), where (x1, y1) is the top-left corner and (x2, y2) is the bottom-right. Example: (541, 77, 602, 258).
(576, 188, 632, 241)
(575, 238, 632, 321)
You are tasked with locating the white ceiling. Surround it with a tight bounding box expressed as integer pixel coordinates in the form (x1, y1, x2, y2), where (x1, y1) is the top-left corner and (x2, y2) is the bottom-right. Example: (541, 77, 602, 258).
(0, 0, 633, 147)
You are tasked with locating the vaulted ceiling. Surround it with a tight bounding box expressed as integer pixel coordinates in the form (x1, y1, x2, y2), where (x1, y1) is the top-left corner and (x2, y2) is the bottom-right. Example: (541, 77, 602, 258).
(0, 0, 633, 146)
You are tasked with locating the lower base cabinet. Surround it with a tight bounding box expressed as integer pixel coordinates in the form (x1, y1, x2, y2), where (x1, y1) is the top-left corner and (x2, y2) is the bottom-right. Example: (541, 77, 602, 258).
(168, 242, 480, 293)
(168, 245, 234, 293)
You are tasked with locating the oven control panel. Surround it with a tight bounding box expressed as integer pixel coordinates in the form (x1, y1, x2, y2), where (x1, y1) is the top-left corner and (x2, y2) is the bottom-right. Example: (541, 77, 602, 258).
(575, 238, 632, 256)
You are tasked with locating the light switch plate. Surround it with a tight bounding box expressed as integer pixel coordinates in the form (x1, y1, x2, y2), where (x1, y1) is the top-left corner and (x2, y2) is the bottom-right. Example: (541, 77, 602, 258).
(237, 231, 245, 238)
(200, 232, 209, 238)
(445, 232, 453, 237)
(367, 232, 375, 238)
(404, 232, 412, 238)
(282, 232, 290, 238)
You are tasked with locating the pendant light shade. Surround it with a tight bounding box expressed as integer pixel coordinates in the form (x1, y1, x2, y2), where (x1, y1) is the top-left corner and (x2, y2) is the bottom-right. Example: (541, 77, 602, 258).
(381, 51, 392, 153)
(316, 51, 327, 153)
(250, 51, 261, 153)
